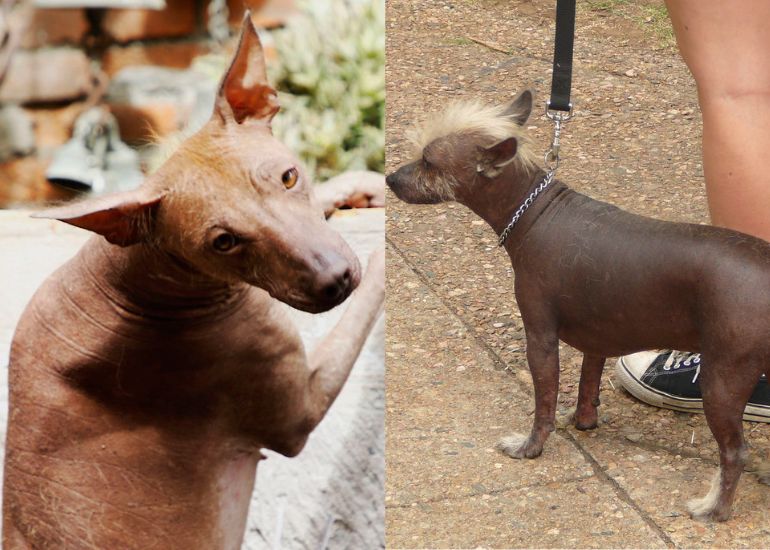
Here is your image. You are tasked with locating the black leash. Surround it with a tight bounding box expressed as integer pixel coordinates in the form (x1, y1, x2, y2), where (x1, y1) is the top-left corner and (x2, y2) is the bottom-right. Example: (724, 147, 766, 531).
(548, 0, 576, 113)
(544, 0, 575, 171)
(499, 0, 577, 246)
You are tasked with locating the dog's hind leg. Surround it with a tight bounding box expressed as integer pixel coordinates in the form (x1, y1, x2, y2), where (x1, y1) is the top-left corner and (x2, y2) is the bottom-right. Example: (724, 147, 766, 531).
(573, 354, 606, 430)
(688, 354, 757, 522)
(498, 329, 560, 459)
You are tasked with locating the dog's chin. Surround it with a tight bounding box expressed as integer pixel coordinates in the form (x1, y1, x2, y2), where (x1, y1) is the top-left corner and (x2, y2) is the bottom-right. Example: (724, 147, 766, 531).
(396, 193, 444, 204)
(388, 187, 444, 205)
(270, 288, 352, 314)
(248, 267, 358, 314)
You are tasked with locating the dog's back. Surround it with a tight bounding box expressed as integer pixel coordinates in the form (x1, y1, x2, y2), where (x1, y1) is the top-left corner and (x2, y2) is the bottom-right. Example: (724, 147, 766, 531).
(511, 186, 770, 358)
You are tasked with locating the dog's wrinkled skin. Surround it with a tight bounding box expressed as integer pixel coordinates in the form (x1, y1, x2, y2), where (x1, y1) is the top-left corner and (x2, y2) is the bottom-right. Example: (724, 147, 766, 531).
(3, 16, 384, 550)
(387, 89, 770, 522)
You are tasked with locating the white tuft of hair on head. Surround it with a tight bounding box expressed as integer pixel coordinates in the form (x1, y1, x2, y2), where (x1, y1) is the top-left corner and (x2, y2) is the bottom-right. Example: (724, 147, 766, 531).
(408, 100, 539, 171)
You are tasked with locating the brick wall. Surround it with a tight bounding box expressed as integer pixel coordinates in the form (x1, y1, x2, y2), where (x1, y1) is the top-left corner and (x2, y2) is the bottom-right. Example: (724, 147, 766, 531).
(0, 0, 293, 207)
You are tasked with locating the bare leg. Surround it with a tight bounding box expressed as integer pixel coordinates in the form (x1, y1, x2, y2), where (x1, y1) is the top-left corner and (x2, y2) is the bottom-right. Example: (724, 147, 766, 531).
(306, 246, 384, 424)
(498, 331, 559, 459)
(574, 354, 605, 430)
(666, 0, 770, 240)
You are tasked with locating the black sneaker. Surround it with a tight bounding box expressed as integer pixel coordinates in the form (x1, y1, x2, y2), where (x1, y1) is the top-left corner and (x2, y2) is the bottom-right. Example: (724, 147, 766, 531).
(615, 351, 770, 422)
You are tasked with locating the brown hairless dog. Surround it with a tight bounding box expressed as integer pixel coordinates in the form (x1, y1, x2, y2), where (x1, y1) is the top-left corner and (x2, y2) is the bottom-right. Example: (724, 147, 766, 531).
(387, 90, 770, 522)
(3, 16, 384, 549)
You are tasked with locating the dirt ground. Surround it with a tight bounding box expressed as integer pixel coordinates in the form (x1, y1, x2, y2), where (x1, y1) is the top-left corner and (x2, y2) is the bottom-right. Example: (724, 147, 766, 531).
(385, 0, 770, 548)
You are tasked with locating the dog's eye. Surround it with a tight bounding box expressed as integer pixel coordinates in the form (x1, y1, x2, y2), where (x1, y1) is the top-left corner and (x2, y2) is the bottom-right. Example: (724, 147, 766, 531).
(281, 167, 299, 189)
(212, 232, 239, 253)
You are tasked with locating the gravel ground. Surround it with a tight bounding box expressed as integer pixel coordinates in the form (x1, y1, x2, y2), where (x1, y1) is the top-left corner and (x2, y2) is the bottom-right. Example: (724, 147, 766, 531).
(385, 0, 770, 547)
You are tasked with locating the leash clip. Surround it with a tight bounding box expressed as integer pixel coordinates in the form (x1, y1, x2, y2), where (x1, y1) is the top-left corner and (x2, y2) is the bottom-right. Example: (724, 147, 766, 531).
(544, 101, 573, 171)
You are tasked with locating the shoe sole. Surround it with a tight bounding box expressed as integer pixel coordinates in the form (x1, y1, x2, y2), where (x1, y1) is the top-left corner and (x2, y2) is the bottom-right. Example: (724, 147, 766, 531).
(616, 357, 770, 423)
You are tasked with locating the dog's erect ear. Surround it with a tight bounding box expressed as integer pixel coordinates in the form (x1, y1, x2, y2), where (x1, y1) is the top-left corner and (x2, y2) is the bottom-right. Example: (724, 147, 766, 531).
(215, 12, 279, 126)
(476, 137, 518, 178)
(32, 188, 164, 246)
(502, 90, 533, 126)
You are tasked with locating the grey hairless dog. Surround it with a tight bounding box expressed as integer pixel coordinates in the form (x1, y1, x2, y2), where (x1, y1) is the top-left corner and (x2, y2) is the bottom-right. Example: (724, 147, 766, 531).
(387, 90, 770, 522)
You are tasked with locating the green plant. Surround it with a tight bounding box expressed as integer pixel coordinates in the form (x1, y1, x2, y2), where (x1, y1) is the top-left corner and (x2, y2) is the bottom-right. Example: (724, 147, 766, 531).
(269, 0, 385, 181)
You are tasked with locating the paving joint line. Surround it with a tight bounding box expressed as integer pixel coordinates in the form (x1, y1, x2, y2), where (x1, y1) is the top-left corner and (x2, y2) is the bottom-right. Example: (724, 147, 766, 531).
(562, 429, 677, 548)
(387, 235, 675, 547)
(386, 473, 596, 510)
(387, 235, 512, 374)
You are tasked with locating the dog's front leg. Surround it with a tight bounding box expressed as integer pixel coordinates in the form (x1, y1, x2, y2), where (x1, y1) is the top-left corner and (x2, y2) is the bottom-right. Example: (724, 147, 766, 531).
(305, 246, 385, 426)
(498, 330, 560, 459)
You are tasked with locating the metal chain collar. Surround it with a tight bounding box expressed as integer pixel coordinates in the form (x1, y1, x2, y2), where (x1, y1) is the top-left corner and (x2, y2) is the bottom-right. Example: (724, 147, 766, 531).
(497, 102, 572, 247)
(497, 169, 556, 247)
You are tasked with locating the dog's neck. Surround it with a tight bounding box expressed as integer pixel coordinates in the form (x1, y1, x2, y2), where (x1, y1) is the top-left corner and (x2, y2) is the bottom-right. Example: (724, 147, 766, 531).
(83, 238, 249, 320)
(459, 164, 567, 244)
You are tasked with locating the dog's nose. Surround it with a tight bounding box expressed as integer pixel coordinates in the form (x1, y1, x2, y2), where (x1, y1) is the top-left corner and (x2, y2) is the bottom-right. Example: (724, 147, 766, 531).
(385, 173, 397, 188)
(321, 267, 352, 302)
(315, 260, 354, 307)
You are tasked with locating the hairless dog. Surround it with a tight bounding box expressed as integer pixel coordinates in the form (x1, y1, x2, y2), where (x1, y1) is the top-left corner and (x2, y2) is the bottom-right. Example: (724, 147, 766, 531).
(3, 16, 384, 549)
(387, 90, 770, 522)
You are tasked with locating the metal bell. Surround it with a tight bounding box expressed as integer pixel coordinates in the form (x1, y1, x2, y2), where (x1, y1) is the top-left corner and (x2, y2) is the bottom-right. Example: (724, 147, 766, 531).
(46, 107, 144, 195)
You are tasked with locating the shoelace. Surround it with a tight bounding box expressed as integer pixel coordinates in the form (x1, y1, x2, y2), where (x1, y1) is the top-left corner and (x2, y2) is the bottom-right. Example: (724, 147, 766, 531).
(661, 350, 701, 383)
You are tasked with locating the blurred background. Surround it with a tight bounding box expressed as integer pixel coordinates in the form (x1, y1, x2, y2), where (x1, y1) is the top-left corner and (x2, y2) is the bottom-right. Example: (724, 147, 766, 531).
(0, 0, 384, 206)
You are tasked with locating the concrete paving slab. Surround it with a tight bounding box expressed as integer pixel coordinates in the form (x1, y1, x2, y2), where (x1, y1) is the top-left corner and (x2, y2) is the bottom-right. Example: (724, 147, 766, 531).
(576, 433, 770, 549)
(387, 476, 666, 549)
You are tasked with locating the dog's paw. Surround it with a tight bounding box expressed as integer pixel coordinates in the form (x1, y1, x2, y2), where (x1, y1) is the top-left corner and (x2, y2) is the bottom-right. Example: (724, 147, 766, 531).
(687, 496, 716, 519)
(687, 500, 731, 523)
(496, 433, 542, 459)
(573, 413, 599, 431)
(557, 407, 598, 431)
(687, 470, 728, 521)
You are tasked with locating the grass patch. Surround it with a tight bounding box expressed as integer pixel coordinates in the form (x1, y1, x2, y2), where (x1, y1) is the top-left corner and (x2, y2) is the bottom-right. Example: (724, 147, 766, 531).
(637, 4, 675, 48)
(584, 0, 675, 50)
(585, 0, 629, 13)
